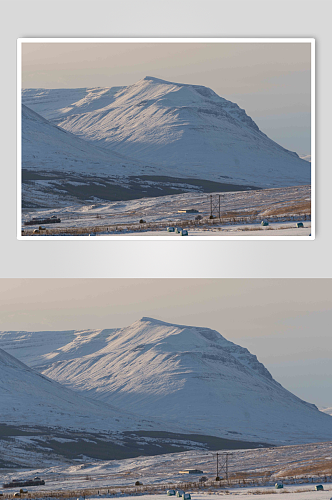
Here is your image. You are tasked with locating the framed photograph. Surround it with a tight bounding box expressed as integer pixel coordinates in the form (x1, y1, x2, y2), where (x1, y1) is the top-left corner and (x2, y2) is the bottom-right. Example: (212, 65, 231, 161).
(18, 38, 314, 240)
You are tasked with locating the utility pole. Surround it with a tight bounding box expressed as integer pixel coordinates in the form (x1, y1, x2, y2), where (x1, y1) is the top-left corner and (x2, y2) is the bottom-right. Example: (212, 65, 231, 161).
(216, 452, 231, 482)
(215, 452, 221, 481)
(208, 194, 222, 219)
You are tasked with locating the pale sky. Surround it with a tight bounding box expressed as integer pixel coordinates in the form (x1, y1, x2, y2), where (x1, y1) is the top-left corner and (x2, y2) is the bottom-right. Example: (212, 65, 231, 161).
(0, 278, 330, 407)
(21, 41, 312, 155)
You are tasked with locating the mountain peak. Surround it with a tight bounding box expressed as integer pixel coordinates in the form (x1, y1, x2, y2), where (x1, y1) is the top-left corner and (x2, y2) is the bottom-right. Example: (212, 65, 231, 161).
(139, 316, 198, 328)
(23, 79, 311, 188)
(1, 323, 331, 444)
(139, 76, 214, 95)
(141, 76, 174, 84)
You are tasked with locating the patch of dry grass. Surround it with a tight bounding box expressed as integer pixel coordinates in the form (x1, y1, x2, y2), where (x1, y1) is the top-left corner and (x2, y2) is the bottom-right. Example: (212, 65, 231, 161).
(262, 200, 311, 217)
(276, 459, 332, 478)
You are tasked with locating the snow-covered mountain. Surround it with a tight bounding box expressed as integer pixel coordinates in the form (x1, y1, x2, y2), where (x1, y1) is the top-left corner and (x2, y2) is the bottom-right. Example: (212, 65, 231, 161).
(22, 104, 144, 177)
(1, 318, 331, 445)
(0, 346, 161, 433)
(23, 103, 243, 209)
(22, 104, 169, 208)
(22, 77, 310, 189)
(3, 345, 241, 465)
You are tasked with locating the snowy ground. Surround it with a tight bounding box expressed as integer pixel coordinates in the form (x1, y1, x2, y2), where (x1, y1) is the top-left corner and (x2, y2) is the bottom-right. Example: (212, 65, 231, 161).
(109, 221, 311, 237)
(21, 185, 311, 238)
(1, 442, 332, 495)
(2, 491, 331, 500)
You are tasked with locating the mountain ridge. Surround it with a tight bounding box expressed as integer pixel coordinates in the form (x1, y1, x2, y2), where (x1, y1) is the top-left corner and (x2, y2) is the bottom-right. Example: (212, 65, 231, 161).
(22, 77, 310, 188)
(1, 318, 329, 445)
(0, 346, 160, 432)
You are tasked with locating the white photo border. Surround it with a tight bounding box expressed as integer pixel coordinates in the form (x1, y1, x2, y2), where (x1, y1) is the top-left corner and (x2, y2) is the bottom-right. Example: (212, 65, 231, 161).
(17, 37, 315, 241)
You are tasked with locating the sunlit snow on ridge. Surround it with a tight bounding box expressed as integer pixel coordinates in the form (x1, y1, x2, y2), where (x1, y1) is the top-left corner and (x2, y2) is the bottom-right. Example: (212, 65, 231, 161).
(22, 77, 311, 189)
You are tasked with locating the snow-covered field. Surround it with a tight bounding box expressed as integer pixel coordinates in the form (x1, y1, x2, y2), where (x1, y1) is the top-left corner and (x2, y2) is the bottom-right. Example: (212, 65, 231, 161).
(108, 222, 311, 238)
(91, 492, 332, 500)
(21, 185, 311, 238)
(1, 442, 332, 496)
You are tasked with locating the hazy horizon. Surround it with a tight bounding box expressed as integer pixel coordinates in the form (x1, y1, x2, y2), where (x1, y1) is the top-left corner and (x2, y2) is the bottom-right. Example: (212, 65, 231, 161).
(21, 41, 312, 155)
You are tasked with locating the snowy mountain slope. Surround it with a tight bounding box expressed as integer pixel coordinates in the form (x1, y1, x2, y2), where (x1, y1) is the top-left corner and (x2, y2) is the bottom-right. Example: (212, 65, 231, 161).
(23, 104, 251, 209)
(22, 104, 144, 176)
(0, 346, 164, 433)
(0, 345, 272, 466)
(22, 77, 311, 188)
(22, 87, 125, 121)
(2, 319, 331, 445)
(0, 329, 117, 369)
(22, 104, 168, 208)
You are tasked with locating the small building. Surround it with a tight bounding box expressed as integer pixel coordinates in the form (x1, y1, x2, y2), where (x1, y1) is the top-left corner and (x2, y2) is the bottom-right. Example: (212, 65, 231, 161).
(261, 220, 269, 226)
(178, 209, 199, 214)
(167, 490, 176, 496)
(176, 490, 185, 497)
(275, 482, 283, 489)
(315, 485, 324, 491)
(296, 222, 304, 228)
(179, 469, 203, 474)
